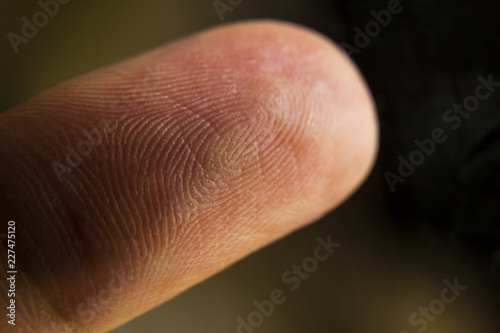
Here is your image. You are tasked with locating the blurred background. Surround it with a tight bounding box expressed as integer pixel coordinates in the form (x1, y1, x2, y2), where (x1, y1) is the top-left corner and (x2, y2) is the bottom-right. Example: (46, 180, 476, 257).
(1, 0, 499, 332)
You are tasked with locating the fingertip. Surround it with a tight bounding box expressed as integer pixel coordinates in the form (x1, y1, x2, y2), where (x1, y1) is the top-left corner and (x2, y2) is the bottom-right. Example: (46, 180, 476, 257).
(0, 20, 379, 332)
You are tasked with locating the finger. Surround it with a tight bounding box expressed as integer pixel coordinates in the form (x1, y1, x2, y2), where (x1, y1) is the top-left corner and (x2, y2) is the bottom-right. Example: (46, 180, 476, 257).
(0, 20, 378, 332)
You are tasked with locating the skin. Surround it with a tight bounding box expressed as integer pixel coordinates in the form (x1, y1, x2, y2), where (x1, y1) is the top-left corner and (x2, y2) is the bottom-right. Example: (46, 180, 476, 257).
(0, 21, 378, 332)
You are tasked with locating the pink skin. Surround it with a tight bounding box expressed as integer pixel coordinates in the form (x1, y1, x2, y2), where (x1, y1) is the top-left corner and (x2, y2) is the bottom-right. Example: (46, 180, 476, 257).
(0, 21, 378, 332)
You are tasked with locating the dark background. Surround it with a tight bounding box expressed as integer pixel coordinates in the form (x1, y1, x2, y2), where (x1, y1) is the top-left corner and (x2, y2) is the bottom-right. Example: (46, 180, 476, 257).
(1, 0, 499, 332)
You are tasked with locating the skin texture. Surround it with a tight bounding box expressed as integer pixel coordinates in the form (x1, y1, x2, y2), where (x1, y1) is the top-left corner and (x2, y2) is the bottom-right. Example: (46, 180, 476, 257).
(0, 21, 378, 332)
